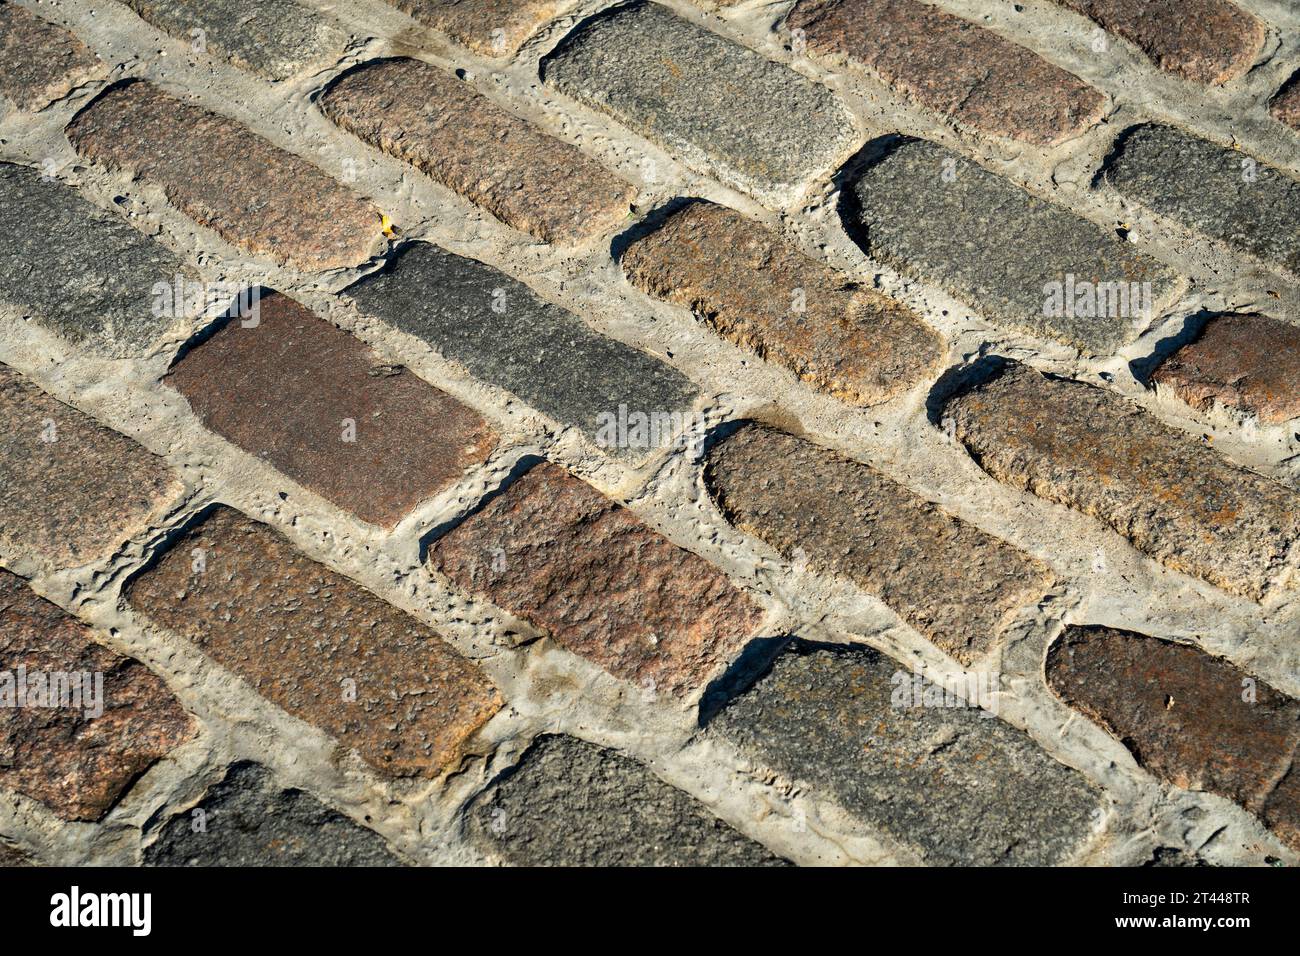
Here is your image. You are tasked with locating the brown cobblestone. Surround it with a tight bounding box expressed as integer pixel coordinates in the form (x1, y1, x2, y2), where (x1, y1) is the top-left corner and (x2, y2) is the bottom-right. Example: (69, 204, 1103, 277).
(0, 569, 195, 821)
(124, 506, 502, 777)
(382, 0, 559, 57)
(1273, 72, 1300, 130)
(946, 362, 1300, 601)
(704, 423, 1052, 664)
(428, 461, 764, 696)
(321, 57, 633, 245)
(787, 0, 1106, 146)
(0, 2, 102, 111)
(621, 201, 944, 406)
(66, 81, 384, 271)
(165, 291, 496, 527)
(0, 364, 180, 570)
(1152, 314, 1300, 425)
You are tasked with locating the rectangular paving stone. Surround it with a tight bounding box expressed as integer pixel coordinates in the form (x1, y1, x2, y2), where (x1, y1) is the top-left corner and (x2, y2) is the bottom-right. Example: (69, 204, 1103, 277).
(66, 81, 384, 271)
(1105, 124, 1300, 276)
(165, 290, 496, 528)
(540, 1, 858, 200)
(123, 0, 349, 82)
(1047, 625, 1299, 851)
(343, 242, 699, 452)
(320, 57, 633, 245)
(1152, 313, 1300, 425)
(383, 0, 559, 57)
(787, 0, 1106, 147)
(0, 569, 195, 822)
(1273, 72, 1300, 130)
(124, 506, 502, 777)
(1057, 0, 1265, 85)
(0, 364, 180, 569)
(0, 162, 188, 357)
(945, 362, 1300, 601)
(0, 1, 102, 111)
(848, 138, 1179, 355)
(469, 734, 786, 865)
(704, 423, 1052, 665)
(710, 640, 1101, 865)
(145, 763, 402, 866)
(429, 461, 764, 696)
(621, 200, 944, 406)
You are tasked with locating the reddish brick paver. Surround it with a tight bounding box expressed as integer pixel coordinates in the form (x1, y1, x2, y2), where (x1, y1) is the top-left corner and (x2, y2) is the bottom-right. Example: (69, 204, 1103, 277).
(166, 291, 496, 527)
(66, 82, 384, 271)
(1152, 314, 1300, 425)
(429, 462, 764, 696)
(321, 58, 633, 245)
(125, 506, 502, 777)
(787, 0, 1107, 146)
(0, 569, 196, 821)
(0, 2, 102, 111)
(621, 201, 944, 406)
(382, 0, 559, 57)
(0, 365, 180, 570)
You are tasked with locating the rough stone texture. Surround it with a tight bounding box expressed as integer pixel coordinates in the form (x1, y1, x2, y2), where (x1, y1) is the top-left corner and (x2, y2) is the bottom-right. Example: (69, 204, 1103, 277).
(383, 0, 559, 57)
(0, 841, 32, 866)
(165, 291, 496, 527)
(469, 735, 785, 865)
(66, 81, 384, 271)
(621, 201, 944, 406)
(849, 139, 1177, 355)
(787, 0, 1106, 147)
(1151, 313, 1300, 425)
(0, 1, 102, 111)
(1047, 626, 1299, 851)
(1057, 0, 1265, 86)
(0, 162, 189, 357)
(0, 569, 195, 822)
(321, 57, 632, 245)
(1105, 125, 1300, 276)
(430, 461, 764, 696)
(344, 242, 698, 451)
(710, 641, 1101, 865)
(123, 506, 501, 778)
(144, 762, 402, 866)
(123, 0, 349, 82)
(540, 1, 857, 198)
(705, 424, 1051, 664)
(946, 362, 1300, 601)
(1273, 72, 1300, 130)
(0, 364, 180, 570)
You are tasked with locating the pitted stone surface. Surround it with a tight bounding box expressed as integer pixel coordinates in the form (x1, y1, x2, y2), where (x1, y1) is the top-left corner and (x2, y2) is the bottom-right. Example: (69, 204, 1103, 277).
(945, 362, 1300, 601)
(469, 735, 786, 866)
(321, 57, 633, 244)
(344, 242, 698, 451)
(621, 201, 944, 406)
(123, 0, 349, 82)
(0, 162, 188, 357)
(1057, 0, 1265, 86)
(0, 365, 180, 569)
(1151, 313, 1300, 425)
(66, 81, 384, 271)
(1273, 73, 1300, 130)
(124, 506, 502, 778)
(0, 2, 102, 111)
(540, 1, 858, 199)
(710, 641, 1101, 865)
(382, 0, 560, 57)
(1105, 125, 1300, 276)
(848, 139, 1178, 354)
(786, 0, 1106, 146)
(1047, 626, 1299, 850)
(145, 763, 402, 866)
(429, 461, 764, 695)
(0, 569, 196, 822)
(704, 424, 1052, 664)
(165, 291, 496, 527)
